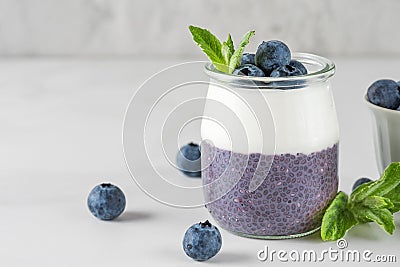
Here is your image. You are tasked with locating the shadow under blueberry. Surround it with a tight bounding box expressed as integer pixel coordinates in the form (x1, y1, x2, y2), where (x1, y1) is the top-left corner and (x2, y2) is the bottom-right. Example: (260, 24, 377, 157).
(207, 251, 253, 264)
(114, 211, 154, 222)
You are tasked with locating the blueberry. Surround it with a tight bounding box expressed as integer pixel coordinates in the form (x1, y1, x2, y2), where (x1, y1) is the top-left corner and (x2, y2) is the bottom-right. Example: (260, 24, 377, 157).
(87, 183, 126, 220)
(183, 220, 222, 261)
(352, 177, 373, 191)
(367, 79, 400, 109)
(289, 60, 307, 75)
(270, 64, 303, 77)
(240, 53, 255, 66)
(255, 40, 291, 74)
(176, 142, 201, 177)
(233, 64, 265, 77)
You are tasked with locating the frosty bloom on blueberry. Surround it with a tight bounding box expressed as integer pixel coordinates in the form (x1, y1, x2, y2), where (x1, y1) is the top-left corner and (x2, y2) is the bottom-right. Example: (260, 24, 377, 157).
(255, 40, 291, 75)
(367, 79, 400, 110)
(270, 64, 303, 77)
(87, 183, 126, 220)
(233, 64, 265, 77)
(182, 220, 222, 261)
(352, 177, 373, 192)
(176, 142, 201, 177)
(234, 41, 309, 79)
(240, 53, 255, 66)
(289, 60, 308, 75)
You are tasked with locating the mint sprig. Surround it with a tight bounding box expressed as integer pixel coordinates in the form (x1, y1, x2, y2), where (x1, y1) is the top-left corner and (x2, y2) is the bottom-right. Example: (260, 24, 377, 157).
(188, 26, 227, 73)
(321, 192, 357, 241)
(321, 162, 400, 241)
(221, 41, 232, 67)
(189, 26, 255, 74)
(381, 185, 400, 213)
(226, 34, 234, 55)
(228, 30, 255, 73)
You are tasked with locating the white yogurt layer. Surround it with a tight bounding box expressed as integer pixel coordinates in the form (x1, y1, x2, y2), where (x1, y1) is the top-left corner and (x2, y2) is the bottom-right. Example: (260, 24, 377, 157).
(201, 81, 339, 155)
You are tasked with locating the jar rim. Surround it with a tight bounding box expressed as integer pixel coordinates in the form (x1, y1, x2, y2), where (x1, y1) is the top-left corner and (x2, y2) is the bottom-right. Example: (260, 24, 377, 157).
(204, 52, 335, 89)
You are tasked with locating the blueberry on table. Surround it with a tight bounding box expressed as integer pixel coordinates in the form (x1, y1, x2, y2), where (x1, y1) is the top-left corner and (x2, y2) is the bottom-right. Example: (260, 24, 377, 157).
(240, 53, 255, 66)
(255, 40, 291, 74)
(183, 220, 222, 261)
(367, 79, 400, 110)
(87, 183, 126, 220)
(270, 64, 303, 77)
(233, 64, 265, 77)
(176, 142, 201, 177)
(352, 177, 373, 191)
(289, 60, 308, 75)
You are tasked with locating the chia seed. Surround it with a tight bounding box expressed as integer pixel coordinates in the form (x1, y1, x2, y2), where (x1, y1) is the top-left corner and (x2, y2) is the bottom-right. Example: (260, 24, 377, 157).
(201, 142, 338, 237)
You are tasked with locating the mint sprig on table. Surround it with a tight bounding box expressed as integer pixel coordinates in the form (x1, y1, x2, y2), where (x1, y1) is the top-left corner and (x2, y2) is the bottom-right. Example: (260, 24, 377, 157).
(321, 162, 400, 241)
(188, 25, 255, 74)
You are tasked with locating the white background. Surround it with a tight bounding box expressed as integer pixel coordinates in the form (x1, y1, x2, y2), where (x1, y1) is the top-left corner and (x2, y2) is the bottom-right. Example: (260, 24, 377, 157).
(1, 1, 400, 266)
(1, 58, 399, 266)
(0, 0, 399, 57)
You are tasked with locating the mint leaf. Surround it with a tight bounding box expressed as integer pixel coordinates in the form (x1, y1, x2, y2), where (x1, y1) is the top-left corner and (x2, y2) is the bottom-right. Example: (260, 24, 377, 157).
(321, 191, 357, 241)
(382, 184, 400, 213)
(322, 162, 400, 241)
(226, 34, 235, 55)
(351, 196, 393, 223)
(351, 162, 400, 203)
(361, 195, 394, 210)
(354, 206, 395, 234)
(221, 42, 232, 66)
(189, 25, 228, 73)
(188, 27, 255, 74)
(228, 30, 255, 73)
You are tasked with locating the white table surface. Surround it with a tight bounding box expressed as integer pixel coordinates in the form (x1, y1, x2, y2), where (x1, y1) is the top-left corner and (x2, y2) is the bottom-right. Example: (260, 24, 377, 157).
(1, 57, 399, 266)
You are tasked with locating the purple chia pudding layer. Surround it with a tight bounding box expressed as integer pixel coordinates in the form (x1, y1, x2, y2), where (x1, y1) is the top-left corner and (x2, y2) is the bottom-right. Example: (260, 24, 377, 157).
(201, 142, 338, 238)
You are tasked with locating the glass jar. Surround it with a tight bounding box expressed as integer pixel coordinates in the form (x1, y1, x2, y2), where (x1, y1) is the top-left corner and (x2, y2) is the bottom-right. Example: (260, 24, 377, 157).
(200, 53, 338, 239)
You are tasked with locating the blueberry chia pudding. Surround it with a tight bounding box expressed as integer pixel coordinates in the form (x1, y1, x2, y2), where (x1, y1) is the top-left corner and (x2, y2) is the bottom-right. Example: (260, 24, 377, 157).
(201, 142, 338, 238)
(192, 31, 339, 238)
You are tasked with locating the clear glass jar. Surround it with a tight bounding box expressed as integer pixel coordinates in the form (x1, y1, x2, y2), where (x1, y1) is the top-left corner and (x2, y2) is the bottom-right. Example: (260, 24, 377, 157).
(201, 53, 338, 239)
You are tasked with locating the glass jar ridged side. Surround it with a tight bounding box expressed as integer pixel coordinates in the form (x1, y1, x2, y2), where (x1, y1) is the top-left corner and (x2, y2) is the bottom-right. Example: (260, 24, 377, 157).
(200, 53, 339, 239)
